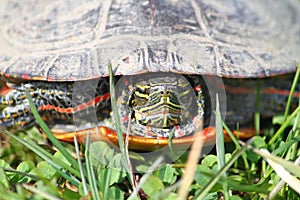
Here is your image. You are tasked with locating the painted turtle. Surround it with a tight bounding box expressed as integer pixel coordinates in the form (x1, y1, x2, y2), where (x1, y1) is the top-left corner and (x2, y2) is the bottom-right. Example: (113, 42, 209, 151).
(0, 0, 299, 151)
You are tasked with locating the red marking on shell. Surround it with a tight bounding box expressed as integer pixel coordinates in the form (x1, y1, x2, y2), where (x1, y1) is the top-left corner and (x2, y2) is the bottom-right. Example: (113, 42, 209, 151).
(264, 88, 299, 97)
(225, 85, 300, 98)
(4, 73, 11, 78)
(122, 56, 130, 64)
(78, 104, 87, 111)
(121, 115, 129, 123)
(122, 78, 129, 86)
(145, 126, 160, 137)
(21, 74, 31, 80)
(39, 104, 50, 111)
(174, 125, 185, 137)
(203, 126, 215, 137)
(72, 107, 78, 113)
(193, 85, 201, 92)
(95, 93, 111, 102)
(224, 85, 252, 94)
(0, 83, 11, 95)
(65, 77, 77, 81)
(87, 100, 94, 107)
(65, 108, 72, 113)
(47, 77, 55, 82)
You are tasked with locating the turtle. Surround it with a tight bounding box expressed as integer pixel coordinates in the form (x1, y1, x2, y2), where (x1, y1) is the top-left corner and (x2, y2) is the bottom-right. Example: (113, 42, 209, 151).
(0, 0, 299, 151)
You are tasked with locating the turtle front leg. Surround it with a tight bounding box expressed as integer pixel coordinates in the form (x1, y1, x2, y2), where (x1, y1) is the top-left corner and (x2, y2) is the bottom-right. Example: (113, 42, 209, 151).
(0, 81, 73, 128)
(0, 80, 112, 129)
(0, 104, 34, 127)
(0, 87, 36, 127)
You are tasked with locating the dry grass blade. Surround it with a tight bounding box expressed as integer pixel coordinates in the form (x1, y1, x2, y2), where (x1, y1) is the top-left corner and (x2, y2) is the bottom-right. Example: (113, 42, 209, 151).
(245, 145, 300, 196)
(268, 156, 300, 199)
(177, 117, 205, 200)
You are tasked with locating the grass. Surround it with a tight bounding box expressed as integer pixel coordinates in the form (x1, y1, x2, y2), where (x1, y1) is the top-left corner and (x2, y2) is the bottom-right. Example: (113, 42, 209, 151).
(0, 65, 299, 199)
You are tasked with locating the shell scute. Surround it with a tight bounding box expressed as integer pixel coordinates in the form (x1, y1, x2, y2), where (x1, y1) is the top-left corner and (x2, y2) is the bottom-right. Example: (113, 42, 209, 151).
(0, 0, 299, 80)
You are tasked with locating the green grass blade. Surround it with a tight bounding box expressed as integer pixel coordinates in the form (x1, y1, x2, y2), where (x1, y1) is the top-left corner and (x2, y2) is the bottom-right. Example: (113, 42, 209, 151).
(108, 62, 125, 150)
(2, 168, 40, 181)
(74, 135, 89, 196)
(246, 144, 300, 178)
(255, 79, 261, 135)
(25, 91, 80, 172)
(283, 64, 300, 121)
(195, 140, 250, 199)
(268, 105, 300, 145)
(269, 67, 300, 145)
(222, 122, 250, 170)
(22, 184, 61, 200)
(215, 94, 229, 200)
(222, 122, 240, 147)
(108, 61, 135, 188)
(103, 163, 112, 200)
(128, 156, 164, 200)
(285, 82, 300, 162)
(85, 132, 100, 200)
(247, 146, 300, 195)
(272, 135, 300, 156)
(4, 130, 81, 186)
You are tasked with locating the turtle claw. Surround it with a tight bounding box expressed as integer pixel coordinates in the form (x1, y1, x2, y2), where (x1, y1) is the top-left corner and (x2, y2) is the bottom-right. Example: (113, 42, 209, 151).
(0, 83, 37, 127)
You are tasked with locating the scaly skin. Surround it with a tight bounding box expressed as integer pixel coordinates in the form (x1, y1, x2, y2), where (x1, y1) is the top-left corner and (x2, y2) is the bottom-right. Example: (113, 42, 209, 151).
(0, 73, 298, 150)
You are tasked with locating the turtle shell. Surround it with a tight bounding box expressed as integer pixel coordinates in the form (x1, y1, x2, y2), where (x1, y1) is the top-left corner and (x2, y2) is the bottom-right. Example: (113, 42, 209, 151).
(0, 0, 300, 81)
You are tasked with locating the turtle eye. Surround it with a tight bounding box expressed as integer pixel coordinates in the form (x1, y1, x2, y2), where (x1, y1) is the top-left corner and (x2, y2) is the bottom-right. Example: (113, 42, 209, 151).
(136, 86, 147, 95)
(135, 82, 150, 95)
